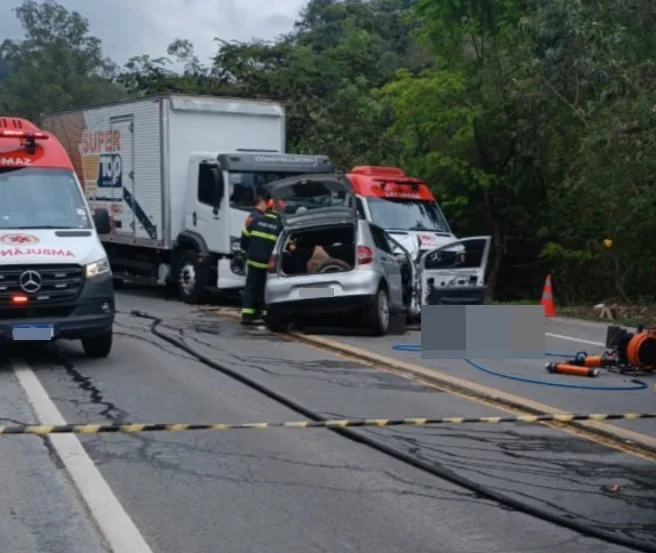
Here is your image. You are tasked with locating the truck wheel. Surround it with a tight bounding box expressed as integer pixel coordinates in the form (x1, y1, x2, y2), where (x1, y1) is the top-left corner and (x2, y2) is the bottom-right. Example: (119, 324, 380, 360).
(82, 331, 113, 358)
(178, 249, 208, 304)
(367, 285, 390, 336)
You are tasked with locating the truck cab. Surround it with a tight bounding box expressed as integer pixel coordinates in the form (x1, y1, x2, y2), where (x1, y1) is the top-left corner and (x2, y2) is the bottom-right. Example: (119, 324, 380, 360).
(175, 152, 333, 303)
(0, 118, 114, 356)
(41, 94, 333, 305)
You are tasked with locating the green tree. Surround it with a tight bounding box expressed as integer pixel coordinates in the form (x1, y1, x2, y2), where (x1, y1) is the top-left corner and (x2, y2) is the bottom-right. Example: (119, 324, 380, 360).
(0, 0, 124, 122)
(518, 0, 656, 302)
(113, 0, 656, 303)
(119, 39, 226, 96)
(378, 0, 656, 302)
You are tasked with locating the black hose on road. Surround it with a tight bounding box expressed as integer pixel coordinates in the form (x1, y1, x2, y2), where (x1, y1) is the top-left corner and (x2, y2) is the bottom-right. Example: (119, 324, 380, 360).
(129, 309, 656, 553)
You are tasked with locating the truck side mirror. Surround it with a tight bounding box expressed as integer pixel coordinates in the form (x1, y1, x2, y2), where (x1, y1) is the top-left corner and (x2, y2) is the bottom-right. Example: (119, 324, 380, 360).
(93, 208, 111, 234)
(211, 167, 224, 215)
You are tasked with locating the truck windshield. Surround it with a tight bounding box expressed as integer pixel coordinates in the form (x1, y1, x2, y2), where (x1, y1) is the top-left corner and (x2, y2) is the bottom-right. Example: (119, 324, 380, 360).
(367, 198, 450, 233)
(0, 167, 92, 229)
(229, 171, 305, 210)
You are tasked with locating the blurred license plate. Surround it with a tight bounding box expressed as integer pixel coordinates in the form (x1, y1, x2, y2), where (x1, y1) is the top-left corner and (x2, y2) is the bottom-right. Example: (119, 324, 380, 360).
(297, 285, 336, 299)
(12, 324, 54, 341)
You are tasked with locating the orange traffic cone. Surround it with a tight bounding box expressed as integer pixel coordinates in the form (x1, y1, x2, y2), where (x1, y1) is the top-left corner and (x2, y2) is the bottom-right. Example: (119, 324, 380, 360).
(540, 274, 556, 317)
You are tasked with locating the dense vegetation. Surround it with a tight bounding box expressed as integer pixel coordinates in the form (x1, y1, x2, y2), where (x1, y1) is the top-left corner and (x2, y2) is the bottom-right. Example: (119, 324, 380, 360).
(1, 0, 654, 304)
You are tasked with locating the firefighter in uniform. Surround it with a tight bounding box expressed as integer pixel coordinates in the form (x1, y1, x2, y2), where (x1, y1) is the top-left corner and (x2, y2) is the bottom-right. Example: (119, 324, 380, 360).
(240, 201, 265, 257)
(240, 196, 282, 325)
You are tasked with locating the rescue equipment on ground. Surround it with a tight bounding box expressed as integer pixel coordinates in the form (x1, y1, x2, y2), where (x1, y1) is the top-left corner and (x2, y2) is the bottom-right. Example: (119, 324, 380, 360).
(392, 345, 648, 390)
(546, 325, 656, 376)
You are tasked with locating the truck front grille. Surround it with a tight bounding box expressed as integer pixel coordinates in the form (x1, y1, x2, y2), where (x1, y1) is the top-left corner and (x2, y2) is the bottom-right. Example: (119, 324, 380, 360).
(0, 264, 84, 309)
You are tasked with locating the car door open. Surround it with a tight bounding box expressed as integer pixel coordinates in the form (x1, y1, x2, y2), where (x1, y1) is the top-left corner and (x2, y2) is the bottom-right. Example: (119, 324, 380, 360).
(419, 236, 491, 305)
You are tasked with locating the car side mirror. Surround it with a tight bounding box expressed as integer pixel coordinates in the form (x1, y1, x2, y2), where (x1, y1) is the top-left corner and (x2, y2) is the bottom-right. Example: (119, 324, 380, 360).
(93, 208, 111, 234)
(211, 167, 224, 215)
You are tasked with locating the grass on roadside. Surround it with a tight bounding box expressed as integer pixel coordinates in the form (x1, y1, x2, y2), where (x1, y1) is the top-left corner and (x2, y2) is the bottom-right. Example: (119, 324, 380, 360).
(485, 298, 655, 328)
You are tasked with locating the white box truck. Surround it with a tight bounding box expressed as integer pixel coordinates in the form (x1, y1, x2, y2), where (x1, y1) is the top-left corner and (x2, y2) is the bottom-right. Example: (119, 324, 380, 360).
(42, 94, 332, 303)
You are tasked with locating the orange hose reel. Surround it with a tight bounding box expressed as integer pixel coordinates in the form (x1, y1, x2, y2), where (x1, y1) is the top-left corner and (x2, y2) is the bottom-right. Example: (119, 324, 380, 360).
(625, 329, 656, 371)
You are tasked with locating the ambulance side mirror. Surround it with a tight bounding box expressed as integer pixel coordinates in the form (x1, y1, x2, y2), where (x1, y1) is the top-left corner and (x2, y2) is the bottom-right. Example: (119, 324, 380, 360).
(93, 208, 111, 235)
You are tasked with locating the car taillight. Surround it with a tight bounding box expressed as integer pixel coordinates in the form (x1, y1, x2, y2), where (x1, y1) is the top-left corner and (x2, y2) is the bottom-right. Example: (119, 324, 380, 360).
(357, 245, 374, 265)
(267, 255, 278, 273)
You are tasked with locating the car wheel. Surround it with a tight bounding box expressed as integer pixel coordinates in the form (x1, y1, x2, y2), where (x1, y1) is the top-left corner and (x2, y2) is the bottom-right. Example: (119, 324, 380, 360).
(82, 331, 113, 358)
(265, 313, 290, 332)
(178, 249, 208, 304)
(367, 285, 391, 336)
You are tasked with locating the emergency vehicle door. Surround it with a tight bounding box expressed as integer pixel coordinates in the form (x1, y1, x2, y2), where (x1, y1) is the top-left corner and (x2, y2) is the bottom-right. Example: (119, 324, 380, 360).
(419, 236, 491, 305)
(108, 116, 135, 236)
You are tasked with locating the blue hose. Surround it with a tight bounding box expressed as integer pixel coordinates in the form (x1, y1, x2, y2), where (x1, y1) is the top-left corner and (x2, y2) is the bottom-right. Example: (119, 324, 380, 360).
(391, 344, 647, 391)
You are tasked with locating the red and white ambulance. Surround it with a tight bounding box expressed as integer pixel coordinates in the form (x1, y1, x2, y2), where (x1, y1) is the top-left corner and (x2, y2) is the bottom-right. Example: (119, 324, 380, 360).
(346, 166, 490, 316)
(0, 117, 115, 356)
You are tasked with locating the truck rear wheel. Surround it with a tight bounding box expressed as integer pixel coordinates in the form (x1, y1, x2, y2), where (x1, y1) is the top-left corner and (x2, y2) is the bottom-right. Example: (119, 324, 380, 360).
(178, 249, 209, 304)
(82, 331, 113, 358)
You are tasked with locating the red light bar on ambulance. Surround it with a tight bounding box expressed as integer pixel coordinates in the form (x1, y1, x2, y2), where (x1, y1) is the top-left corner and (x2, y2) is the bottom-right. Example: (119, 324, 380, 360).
(372, 177, 422, 190)
(351, 166, 405, 177)
(0, 130, 49, 140)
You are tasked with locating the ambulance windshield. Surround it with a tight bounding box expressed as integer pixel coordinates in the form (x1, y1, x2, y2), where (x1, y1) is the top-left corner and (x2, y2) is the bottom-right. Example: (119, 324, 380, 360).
(367, 197, 450, 233)
(0, 167, 91, 229)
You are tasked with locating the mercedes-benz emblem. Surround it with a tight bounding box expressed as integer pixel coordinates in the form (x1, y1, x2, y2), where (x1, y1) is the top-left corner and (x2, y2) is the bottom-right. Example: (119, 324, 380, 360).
(19, 270, 42, 293)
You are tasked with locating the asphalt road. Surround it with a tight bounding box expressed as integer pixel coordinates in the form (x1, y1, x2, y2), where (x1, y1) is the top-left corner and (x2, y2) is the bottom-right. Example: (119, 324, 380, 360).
(322, 318, 656, 437)
(1, 288, 654, 553)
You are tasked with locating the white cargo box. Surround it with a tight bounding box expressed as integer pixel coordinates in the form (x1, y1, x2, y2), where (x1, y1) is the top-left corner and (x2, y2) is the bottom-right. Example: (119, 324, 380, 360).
(42, 94, 286, 249)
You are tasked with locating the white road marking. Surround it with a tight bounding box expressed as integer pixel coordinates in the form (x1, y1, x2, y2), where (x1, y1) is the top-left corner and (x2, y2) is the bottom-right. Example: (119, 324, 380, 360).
(11, 360, 155, 553)
(545, 333, 604, 347)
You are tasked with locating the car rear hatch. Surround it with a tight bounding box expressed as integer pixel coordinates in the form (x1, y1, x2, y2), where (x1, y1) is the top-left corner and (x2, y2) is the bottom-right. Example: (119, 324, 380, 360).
(267, 174, 357, 228)
(268, 175, 360, 300)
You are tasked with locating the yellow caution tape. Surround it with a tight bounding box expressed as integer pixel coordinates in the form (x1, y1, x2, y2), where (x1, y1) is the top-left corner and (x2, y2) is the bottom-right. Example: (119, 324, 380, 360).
(0, 413, 653, 435)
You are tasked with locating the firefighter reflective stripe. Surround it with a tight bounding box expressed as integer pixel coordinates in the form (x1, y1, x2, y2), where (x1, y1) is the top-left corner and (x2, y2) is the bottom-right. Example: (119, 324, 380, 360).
(241, 211, 263, 255)
(242, 308, 256, 314)
(245, 212, 282, 266)
(251, 230, 278, 241)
